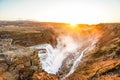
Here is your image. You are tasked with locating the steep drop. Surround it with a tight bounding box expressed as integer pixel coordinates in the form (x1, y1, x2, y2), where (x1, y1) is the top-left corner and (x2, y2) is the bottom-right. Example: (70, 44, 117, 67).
(30, 35, 98, 79)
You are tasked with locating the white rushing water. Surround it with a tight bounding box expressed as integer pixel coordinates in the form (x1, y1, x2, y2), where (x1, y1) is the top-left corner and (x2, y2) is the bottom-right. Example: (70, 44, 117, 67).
(63, 40, 97, 79)
(30, 36, 80, 74)
(30, 35, 98, 79)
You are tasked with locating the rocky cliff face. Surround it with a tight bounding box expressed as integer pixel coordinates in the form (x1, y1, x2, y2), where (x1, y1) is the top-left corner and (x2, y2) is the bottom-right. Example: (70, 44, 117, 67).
(0, 38, 59, 80)
(0, 29, 57, 47)
(65, 24, 120, 80)
(33, 72, 59, 80)
(0, 22, 120, 80)
(0, 39, 43, 80)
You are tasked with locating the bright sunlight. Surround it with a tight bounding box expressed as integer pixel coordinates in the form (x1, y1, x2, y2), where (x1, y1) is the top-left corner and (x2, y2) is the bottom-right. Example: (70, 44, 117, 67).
(70, 22, 78, 28)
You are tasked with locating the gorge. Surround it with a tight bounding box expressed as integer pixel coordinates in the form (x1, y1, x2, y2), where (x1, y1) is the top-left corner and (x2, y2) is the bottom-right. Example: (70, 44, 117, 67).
(0, 21, 120, 80)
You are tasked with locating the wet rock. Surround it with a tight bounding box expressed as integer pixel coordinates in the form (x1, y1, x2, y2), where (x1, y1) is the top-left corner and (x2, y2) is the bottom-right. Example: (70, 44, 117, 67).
(57, 53, 75, 79)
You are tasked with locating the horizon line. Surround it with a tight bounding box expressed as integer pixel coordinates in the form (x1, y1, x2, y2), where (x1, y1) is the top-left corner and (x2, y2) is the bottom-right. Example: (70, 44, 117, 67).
(0, 19, 120, 25)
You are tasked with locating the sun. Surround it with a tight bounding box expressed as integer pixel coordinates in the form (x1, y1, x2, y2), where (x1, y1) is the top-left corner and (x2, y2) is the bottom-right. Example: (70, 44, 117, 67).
(70, 22, 78, 28)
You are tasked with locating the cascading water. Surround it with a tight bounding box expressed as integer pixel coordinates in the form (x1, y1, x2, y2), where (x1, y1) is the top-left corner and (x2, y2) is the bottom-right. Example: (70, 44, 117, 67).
(30, 35, 98, 79)
(30, 36, 80, 74)
(63, 40, 97, 79)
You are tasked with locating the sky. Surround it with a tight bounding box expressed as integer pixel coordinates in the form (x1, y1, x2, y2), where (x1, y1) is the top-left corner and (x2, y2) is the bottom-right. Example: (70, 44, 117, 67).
(0, 0, 120, 24)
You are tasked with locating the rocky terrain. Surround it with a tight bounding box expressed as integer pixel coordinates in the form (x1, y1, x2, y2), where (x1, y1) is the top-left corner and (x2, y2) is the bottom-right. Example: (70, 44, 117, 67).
(65, 24, 120, 80)
(0, 21, 120, 80)
(0, 38, 58, 80)
(0, 21, 59, 47)
(0, 38, 42, 80)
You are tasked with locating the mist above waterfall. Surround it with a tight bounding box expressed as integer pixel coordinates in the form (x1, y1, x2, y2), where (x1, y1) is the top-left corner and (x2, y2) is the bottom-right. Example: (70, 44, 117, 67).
(30, 35, 81, 73)
(30, 26, 101, 79)
(1, 21, 120, 80)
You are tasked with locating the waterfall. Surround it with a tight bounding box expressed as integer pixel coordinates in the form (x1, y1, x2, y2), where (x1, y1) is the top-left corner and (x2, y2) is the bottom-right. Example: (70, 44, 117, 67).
(30, 43, 64, 74)
(30, 36, 80, 74)
(30, 35, 98, 79)
(63, 40, 97, 79)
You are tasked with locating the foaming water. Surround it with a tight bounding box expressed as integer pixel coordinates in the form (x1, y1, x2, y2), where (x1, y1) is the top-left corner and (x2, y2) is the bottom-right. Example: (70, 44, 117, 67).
(63, 40, 97, 79)
(30, 35, 98, 78)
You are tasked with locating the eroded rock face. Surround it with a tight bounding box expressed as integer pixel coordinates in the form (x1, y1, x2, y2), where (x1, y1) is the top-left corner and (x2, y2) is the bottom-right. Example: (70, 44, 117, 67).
(33, 72, 59, 80)
(0, 39, 42, 80)
(0, 38, 12, 53)
(65, 37, 120, 80)
(64, 73, 87, 80)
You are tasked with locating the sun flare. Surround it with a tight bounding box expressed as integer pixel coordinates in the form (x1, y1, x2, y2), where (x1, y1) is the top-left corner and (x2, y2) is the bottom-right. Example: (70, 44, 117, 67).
(70, 22, 78, 28)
